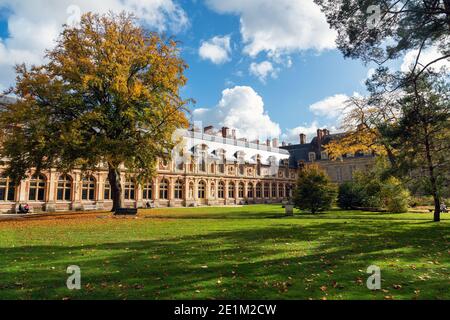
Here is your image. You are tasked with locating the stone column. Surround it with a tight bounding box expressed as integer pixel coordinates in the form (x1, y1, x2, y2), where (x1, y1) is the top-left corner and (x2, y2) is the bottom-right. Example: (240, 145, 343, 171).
(45, 170, 57, 212)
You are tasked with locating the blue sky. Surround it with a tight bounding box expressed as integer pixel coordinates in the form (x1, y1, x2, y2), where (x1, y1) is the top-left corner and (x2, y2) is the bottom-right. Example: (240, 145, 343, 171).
(0, 0, 377, 143)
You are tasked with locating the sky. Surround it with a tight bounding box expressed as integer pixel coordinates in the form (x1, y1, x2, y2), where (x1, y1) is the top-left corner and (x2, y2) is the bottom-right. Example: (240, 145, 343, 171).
(0, 0, 435, 143)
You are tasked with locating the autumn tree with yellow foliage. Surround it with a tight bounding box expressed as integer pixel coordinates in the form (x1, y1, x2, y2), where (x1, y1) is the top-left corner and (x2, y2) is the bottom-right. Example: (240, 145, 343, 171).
(0, 12, 190, 211)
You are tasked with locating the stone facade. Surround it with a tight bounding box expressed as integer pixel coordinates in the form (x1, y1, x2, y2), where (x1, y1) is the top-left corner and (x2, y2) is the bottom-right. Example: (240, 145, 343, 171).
(0, 127, 297, 213)
(0, 126, 376, 214)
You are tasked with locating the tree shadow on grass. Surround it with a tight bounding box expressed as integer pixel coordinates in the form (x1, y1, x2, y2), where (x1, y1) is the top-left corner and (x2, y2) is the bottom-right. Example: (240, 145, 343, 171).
(0, 218, 448, 300)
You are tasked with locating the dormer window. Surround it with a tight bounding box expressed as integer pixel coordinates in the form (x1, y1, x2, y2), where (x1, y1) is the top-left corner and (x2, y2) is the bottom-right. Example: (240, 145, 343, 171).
(321, 151, 328, 160)
(308, 152, 316, 162)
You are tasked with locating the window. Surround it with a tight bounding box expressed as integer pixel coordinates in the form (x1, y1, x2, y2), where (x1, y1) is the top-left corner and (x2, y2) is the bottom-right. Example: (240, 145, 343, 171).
(176, 161, 184, 171)
(228, 182, 235, 198)
(219, 156, 225, 174)
(256, 161, 261, 176)
(336, 168, 343, 182)
(174, 180, 183, 199)
(278, 184, 284, 198)
(57, 175, 72, 201)
(308, 152, 316, 162)
(0, 175, 15, 202)
(143, 182, 152, 200)
(29, 174, 46, 201)
(82, 176, 96, 201)
(199, 153, 207, 172)
(160, 179, 169, 200)
(264, 183, 270, 198)
(238, 183, 245, 198)
(247, 183, 254, 198)
(256, 183, 262, 198)
(124, 179, 135, 200)
(272, 183, 277, 198)
(239, 164, 245, 175)
(321, 151, 328, 160)
(198, 181, 206, 199)
(104, 179, 112, 200)
(210, 163, 215, 174)
(218, 182, 225, 199)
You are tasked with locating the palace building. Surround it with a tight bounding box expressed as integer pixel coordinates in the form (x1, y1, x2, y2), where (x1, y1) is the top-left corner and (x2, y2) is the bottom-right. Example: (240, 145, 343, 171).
(0, 121, 375, 214)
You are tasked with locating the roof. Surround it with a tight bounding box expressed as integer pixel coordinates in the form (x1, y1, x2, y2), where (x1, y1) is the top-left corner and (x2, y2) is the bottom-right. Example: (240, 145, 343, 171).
(281, 143, 315, 168)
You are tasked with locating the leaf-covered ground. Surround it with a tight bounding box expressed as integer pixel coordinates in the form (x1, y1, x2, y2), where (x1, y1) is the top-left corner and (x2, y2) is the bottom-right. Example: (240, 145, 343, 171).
(0, 205, 448, 300)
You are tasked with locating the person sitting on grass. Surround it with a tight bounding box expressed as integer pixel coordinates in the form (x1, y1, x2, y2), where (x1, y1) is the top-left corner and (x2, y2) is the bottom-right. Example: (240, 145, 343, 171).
(441, 202, 448, 213)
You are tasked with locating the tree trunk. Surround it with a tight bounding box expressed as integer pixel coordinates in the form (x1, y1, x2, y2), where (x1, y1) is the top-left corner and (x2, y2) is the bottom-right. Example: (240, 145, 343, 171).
(424, 132, 440, 222)
(108, 164, 124, 212)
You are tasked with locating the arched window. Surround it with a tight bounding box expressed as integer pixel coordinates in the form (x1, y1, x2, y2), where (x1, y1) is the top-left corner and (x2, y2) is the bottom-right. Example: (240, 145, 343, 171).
(247, 183, 254, 198)
(198, 181, 206, 199)
(57, 175, 72, 201)
(238, 183, 244, 198)
(82, 176, 96, 201)
(143, 181, 152, 200)
(278, 184, 284, 198)
(0, 175, 15, 202)
(174, 180, 183, 199)
(159, 179, 169, 200)
(272, 183, 277, 198)
(218, 181, 225, 199)
(228, 182, 235, 198)
(29, 174, 46, 201)
(210, 163, 215, 174)
(264, 183, 270, 198)
(256, 183, 262, 198)
(104, 179, 112, 200)
(124, 178, 135, 200)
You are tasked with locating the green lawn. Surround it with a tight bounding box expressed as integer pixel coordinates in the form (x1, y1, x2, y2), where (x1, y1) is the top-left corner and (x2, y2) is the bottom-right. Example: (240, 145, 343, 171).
(0, 205, 448, 300)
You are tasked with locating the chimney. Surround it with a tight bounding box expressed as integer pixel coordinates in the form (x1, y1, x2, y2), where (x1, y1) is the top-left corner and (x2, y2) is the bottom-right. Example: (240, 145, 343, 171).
(221, 127, 230, 138)
(317, 129, 324, 139)
(282, 141, 287, 147)
(266, 139, 271, 147)
(300, 133, 306, 145)
(272, 138, 279, 148)
(323, 129, 330, 136)
(232, 129, 237, 139)
(204, 125, 214, 135)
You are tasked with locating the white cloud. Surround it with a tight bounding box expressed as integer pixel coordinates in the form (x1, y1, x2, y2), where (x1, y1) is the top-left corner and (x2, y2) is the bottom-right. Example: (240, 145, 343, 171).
(206, 0, 336, 57)
(309, 94, 350, 120)
(282, 121, 321, 144)
(401, 46, 450, 73)
(0, 0, 189, 89)
(198, 35, 232, 64)
(249, 61, 278, 82)
(192, 86, 281, 140)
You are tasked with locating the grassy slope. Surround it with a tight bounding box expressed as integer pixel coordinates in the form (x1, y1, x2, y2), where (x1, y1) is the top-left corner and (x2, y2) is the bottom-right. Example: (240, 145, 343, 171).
(0, 205, 448, 300)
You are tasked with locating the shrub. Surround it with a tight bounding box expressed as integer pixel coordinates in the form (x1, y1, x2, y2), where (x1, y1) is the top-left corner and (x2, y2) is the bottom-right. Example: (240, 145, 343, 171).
(294, 165, 337, 214)
(337, 181, 365, 209)
(381, 177, 410, 213)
